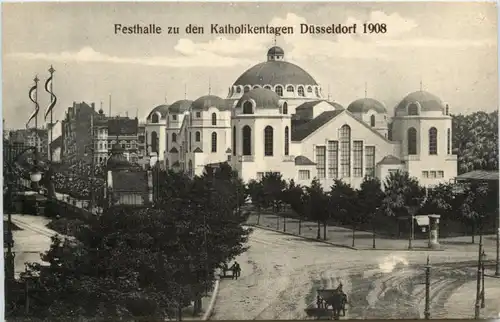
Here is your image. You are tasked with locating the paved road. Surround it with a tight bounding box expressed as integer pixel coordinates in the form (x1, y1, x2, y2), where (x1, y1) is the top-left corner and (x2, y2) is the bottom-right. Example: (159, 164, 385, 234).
(212, 227, 500, 320)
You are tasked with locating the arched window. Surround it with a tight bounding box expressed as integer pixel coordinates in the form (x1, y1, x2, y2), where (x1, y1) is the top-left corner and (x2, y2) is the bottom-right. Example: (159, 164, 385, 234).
(195, 131, 201, 142)
(151, 131, 158, 153)
(370, 115, 376, 127)
(275, 86, 283, 97)
(243, 101, 253, 114)
(151, 113, 159, 123)
(407, 127, 417, 155)
(264, 85, 272, 90)
(253, 85, 260, 89)
(189, 132, 192, 152)
(298, 86, 305, 97)
(211, 113, 217, 125)
(172, 133, 177, 143)
(282, 102, 288, 115)
(340, 125, 351, 177)
(211, 132, 217, 152)
(264, 126, 274, 156)
(232, 126, 237, 156)
(307, 86, 313, 93)
(286, 85, 294, 93)
(284, 126, 289, 156)
(408, 103, 419, 115)
(315, 87, 320, 97)
(166, 133, 169, 151)
(236, 87, 242, 93)
(188, 160, 193, 176)
(244, 86, 251, 93)
(242, 126, 252, 156)
(429, 127, 438, 155)
(447, 128, 451, 154)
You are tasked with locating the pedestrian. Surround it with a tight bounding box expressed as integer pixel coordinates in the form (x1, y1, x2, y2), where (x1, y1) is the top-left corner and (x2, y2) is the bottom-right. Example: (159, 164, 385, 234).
(230, 263, 236, 280)
(232, 261, 240, 280)
(235, 261, 241, 277)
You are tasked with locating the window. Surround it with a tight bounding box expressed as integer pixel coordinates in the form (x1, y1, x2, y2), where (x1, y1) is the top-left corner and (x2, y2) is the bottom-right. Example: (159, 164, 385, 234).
(232, 126, 237, 156)
(407, 127, 417, 155)
(353, 141, 363, 177)
(151, 131, 158, 153)
(212, 113, 217, 125)
(243, 101, 253, 114)
(244, 86, 251, 93)
(275, 86, 283, 97)
(172, 115, 177, 121)
(370, 115, 376, 127)
(365, 146, 375, 178)
(437, 171, 444, 178)
(282, 102, 288, 115)
(172, 133, 177, 143)
(307, 86, 313, 93)
(429, 127, 438, 155)
(195, 131, 200, 142)
(315, 87, 320, 97)
(242, 125, 252, 156)
(340, 125, 351, 177)
(298, 86, 305, 97)
(189, 132, 192, 152)
(236, 87, 242, 93)
(264, 126, 273, 156)
(253, 85, 260, 89)
(316, 146, 326, 179)
(211, 132, 217, 152)
(165, 134, 168, 151)
(151, 113, 159, 123)
(299, 170, 310, 180)
(408, 103, 419, 115)
(430, 171, 436, 178)
(328, 141, 338, 179)
(196, 112, 201, 118)
(447, 128, 451, 154)
(284, 126, 289, 156)
(264, 85, 272, 90)
(286, 85, 294, 93)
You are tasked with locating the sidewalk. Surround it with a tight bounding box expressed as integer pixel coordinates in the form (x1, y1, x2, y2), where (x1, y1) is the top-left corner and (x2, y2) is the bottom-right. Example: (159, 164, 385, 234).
(444, 280, 500, 318)
(247, 213, 498, 253)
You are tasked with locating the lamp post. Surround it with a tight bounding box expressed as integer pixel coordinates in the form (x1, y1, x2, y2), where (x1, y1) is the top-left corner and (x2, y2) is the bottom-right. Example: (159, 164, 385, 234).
(372, 207, 378, 249)
(474, 233, 483, 319)
(481, 250, 486, 308)
(424, 256, 431, 319)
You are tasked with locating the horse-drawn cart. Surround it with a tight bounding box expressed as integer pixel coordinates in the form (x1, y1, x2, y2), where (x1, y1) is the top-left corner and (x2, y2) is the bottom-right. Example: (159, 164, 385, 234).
(305, 286, 348, 320)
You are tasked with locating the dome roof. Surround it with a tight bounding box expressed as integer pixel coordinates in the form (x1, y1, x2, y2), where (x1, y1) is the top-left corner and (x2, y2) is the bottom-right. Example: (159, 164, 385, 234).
(396, 91, 444, 112)
(347, 98, 387, 114)
(148, 104, 169, 118)
(168, 100, 193, 114)
(233, 61, 318, 86)
(267, 46, 284, 56)
(191, 95, 230, 111)
(236, 88, 281, 109)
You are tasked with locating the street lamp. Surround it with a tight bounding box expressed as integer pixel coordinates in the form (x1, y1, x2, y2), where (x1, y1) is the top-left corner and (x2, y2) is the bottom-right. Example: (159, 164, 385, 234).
(481, 250, 486, 308)
(372, 207, 379, 249)
(424, 256, 431, 319)
(474, 233, 483, 319)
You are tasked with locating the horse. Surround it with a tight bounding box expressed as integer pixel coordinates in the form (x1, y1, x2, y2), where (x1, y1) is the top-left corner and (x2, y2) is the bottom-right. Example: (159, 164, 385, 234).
(317, 289, 348, 320)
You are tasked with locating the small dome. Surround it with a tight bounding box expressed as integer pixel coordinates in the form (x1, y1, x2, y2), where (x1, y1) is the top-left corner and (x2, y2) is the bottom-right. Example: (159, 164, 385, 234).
(191, 95, 230, 111)
(98, 108, 104, 115)
(396, 91, 444, 112)
(347, 98, 387, 114)
(236, 88, 281, 109)
(267, 46, 284, 56)
(168, 100, 193, 114)
(148, 104, 169, 118)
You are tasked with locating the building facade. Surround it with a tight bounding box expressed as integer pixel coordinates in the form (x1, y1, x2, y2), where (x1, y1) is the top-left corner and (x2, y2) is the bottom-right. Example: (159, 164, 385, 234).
(149, 46, 457, 188)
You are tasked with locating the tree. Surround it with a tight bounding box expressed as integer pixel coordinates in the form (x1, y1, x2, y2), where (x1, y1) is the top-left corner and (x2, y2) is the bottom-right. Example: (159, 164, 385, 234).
(247, 179, 265, 224)
(357, 177, 385, 248)
(283, 179, 305, 234)
(330, 179, 358, 245)
(459, 182, 489, 243)
(260, 172, 286, 230)
(305, 178, 329, 239)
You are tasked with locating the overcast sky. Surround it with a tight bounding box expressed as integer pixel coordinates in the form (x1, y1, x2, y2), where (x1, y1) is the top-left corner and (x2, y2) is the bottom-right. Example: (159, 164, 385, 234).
(3, 2, 498, 129)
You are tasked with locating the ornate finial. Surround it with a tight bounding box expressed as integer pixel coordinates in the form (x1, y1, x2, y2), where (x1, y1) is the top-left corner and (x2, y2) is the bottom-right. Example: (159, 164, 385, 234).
(273, 34, 277, 47)
(364, 82, 368, 98)
(420, 79, 423, 91)
(184, 84, 187, 99)
(34, 75, 39, 83)
(208, 77, 211, 95)
(48, 65, 55, 74)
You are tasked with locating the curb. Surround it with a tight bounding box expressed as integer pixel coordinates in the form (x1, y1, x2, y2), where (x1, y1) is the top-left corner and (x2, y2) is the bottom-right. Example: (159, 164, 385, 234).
(248, 224, 447, 252)
(247, 224, 358, 250)
(202, 278, 220, 321)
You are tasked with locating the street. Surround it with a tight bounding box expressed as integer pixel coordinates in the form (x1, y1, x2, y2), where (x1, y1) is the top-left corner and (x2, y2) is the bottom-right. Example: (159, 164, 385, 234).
(212, 227, 500, 320)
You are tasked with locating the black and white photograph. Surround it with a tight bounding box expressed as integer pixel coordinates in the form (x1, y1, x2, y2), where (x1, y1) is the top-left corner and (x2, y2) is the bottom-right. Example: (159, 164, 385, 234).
(2, 1, 499, 320)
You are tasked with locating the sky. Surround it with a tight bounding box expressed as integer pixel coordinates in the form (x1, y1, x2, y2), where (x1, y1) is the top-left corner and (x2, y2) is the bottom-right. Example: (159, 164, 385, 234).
(2, 2, 498, 129)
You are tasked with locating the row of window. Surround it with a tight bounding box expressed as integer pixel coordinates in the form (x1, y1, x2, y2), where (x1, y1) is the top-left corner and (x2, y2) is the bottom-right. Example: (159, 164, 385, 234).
(407, 127, 451, 155)
(231, 125, 289, 157)
(315, 125, 376, 179)
(422, 170, 445, 179)
(156, 112, 220, 124)
(407, 103, 450, 116)
(241, 101, 288, 115)
(231, 85, 321, 98)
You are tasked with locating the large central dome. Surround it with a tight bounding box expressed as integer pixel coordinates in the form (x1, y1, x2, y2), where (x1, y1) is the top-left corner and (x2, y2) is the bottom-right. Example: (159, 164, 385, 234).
(233, 46, 318, 86)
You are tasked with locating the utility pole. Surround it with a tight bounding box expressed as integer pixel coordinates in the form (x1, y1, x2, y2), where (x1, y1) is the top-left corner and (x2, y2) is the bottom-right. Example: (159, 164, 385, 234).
(481, 250, 485, 308)
(474, 233, 483, 319)
(424, 256, 431, 319)
(89, 113, 95, 213)
(496, 210, 499, 276)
